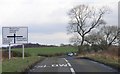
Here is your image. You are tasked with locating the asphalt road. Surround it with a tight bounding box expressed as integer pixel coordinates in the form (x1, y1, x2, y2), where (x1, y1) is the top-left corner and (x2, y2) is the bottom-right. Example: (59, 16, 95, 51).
(28, 56, 118, 74)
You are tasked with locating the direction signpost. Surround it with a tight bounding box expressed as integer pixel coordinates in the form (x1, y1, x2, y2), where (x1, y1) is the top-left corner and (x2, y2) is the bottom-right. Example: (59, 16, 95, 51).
(2, 27, 28, 59)
(7, 34, 23, 44)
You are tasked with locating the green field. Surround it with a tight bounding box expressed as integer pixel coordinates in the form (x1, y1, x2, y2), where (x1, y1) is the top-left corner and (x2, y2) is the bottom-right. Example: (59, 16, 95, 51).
(12, 47, 77, 56)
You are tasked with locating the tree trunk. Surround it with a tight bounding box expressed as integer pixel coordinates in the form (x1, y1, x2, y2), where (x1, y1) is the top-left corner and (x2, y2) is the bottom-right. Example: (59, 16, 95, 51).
(78, 36, 85, 53)
(81, 36, 85, 46)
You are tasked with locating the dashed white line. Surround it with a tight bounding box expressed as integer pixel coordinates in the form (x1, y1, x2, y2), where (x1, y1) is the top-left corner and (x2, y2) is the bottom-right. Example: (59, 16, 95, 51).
(52, 64, 59, 67)
(37, 65, 43, 68)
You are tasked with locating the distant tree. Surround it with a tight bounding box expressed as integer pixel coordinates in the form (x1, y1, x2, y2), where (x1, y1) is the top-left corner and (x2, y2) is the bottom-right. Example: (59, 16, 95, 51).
(85, 32, 104, 45)
(85, 25, 120, 50)
(100, 25, 120, 48)
(69, 35, 81, 46)
(67, 4, 109, 53)
(60, 43, 65, 47)
(85, 32, 104, 51)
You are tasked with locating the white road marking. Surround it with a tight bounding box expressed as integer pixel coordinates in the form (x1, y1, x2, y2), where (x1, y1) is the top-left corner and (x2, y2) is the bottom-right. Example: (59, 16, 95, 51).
(63, 58, 69, 63)
(55, 64, 59, 67)
(63, 58, 76, 74)
(43, 65, 46, 68)
(67, 63, 71, 67)
(36, 64, 68, 68)
(63, 58, 72, 67)
(70, 68, 76, 74)
(30, 58, 76, 73)
(52, 64, 55, 67)
(37, 65, 44, 68)
(52, 64, 59, 67)
(59, 64, 68, 67)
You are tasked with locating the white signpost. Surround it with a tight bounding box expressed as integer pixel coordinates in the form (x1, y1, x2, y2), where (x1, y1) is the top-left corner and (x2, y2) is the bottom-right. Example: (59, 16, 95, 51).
(2, 27, 28, 59)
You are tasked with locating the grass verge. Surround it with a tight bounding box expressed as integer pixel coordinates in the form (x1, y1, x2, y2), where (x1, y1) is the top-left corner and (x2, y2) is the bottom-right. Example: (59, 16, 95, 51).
(0, 62, 2, 74)
(77, 53, 119, 71)
(2, 56, 44, 72)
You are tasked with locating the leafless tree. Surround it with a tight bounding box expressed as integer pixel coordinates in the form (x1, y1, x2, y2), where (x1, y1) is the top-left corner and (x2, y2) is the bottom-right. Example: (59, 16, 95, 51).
(85, 25, 120, 50)
(69, 35, 81, 46)
(67, 5, 109, 52)
(85, 32, 104, 45)
(85, 32, 105, 51)
(117, 27, 120, 46)
(100, 26, 120, 47)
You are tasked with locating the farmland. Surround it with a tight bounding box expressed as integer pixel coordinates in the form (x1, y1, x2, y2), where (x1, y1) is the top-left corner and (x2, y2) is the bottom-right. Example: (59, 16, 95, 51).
(12, 47, 77, 56)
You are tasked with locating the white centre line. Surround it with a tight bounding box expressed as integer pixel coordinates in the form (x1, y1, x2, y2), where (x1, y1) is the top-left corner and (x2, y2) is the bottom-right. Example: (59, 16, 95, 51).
(64, 58, 69, 63)
(70, 68, 76, 74)
(67, 62, 72, 67)
(63, 58, 76, 74)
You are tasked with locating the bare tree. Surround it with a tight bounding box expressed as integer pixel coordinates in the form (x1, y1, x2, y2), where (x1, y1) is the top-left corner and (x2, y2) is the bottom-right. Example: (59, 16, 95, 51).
(69, 35, 81, 46)
(85, 25, 120, 50)
(85, 32, 105, 51)
(67, 5, 109, 52)
(100, 26, 120, 47)
(85, 32, 104, 45)
(117, 27, 120, 46)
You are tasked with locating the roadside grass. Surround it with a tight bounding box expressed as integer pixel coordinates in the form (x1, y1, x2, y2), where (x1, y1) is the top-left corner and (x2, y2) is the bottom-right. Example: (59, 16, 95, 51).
(2, 56, 44, 72)
(12, 47, 77, 56)
(0, 49, 2, 74)
(78, 53, 119, 70)
(0, 62, 2, 74)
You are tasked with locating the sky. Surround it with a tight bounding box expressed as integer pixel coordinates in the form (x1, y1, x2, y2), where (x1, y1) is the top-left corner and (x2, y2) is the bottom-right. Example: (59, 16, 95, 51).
(0, 0, 119, 47)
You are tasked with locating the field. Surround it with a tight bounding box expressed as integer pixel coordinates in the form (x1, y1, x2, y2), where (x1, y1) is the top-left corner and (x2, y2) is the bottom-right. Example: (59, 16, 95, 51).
(12, 47, 77, 56)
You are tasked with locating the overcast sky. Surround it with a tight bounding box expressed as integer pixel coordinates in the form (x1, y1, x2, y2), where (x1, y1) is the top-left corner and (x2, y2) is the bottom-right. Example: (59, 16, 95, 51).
(0, 0, 119, 47)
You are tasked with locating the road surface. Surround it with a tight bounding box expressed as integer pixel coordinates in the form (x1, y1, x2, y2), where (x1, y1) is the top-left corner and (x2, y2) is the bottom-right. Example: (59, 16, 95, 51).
(28, 56, 118, 74)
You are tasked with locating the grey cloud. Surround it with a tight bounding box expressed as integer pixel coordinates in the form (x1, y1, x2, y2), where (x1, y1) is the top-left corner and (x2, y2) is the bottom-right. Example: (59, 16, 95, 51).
(29, 24, 68, 34)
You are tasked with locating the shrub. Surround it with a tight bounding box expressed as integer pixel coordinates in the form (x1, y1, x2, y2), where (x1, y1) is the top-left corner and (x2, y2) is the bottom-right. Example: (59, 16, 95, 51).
(12, 51, 31, 57)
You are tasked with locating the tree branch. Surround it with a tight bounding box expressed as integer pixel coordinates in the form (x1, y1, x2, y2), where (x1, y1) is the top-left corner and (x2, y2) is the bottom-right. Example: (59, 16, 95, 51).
(84, 13, 103, 35)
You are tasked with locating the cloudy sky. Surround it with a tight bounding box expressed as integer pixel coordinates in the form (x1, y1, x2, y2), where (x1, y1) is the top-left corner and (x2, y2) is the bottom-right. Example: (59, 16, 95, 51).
(0, 0, 119, 47)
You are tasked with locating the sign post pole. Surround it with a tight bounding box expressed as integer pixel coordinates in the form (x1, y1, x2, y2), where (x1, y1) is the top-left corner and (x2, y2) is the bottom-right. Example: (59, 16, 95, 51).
(9, 44, 11, 59)
(22, 44, 24, 59)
